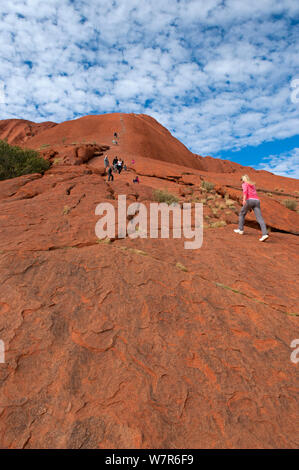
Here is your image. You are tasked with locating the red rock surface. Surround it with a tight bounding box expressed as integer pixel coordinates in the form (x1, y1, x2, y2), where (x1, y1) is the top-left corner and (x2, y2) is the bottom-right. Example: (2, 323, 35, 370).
(0, 114, 298, 449)
(0, 119, 57, 146)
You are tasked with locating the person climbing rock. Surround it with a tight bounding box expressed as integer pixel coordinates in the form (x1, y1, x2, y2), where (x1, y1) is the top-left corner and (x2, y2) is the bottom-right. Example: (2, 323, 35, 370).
(234, 175, 268, 242)
(117, 159, 123, 174)
(104, 155, 109, 170)
(107, 166, 114, 181)
(133, 176, 139, 183)
(113, 157, 118, 172)
(114, 132, 118, 139)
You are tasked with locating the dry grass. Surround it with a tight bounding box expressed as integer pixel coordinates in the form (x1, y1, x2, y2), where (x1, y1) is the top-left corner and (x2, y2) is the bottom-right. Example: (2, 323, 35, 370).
(153, 189, 179, 205)
(97, 238, 112, 244)
(129, 248, 148, 256)
(210, 220, 227, 228)
(176, 262, 188, 272)
(63, 205, 71, 215)
(211, 208, 220, 218)
(283, 199, 297, 211)
(201, 180, 215, 192)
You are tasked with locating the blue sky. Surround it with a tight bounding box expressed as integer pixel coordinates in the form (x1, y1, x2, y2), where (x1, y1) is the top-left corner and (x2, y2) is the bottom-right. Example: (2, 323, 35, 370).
(0, 0, 299, 178)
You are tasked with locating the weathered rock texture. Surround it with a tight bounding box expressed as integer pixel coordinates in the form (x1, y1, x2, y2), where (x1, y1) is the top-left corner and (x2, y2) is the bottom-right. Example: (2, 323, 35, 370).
(0, 114, 298, 449)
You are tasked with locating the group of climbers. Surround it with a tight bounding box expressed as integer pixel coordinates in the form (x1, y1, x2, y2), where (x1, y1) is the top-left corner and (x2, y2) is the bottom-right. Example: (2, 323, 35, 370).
(104, 131, 140, 184)
(104, 154, 139, 183)
(107, 130, 267, 241)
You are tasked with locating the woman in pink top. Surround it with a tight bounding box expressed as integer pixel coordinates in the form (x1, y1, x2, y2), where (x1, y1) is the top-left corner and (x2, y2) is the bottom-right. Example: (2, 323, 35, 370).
(234, 175, 268, 241)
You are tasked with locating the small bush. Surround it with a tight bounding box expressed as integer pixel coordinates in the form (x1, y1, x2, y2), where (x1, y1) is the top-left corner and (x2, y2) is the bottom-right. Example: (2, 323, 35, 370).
(283, 199, 297, 211)
(201, 180, 214, 192)
(0, 140, 50, 181)
(153, 189, 179, 205)
(210, 220, 227, 228)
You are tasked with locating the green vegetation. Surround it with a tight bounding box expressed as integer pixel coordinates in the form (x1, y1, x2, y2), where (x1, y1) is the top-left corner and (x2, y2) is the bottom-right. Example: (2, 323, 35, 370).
(0, 140, 50, 181)
(283, 199, 297, 211)
(153, 189, 179, 205)
(201, 180, 214, 192)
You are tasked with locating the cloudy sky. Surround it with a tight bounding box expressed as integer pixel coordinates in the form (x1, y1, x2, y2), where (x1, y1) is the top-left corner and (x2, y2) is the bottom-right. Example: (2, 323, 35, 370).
(0, 0, 299, 177)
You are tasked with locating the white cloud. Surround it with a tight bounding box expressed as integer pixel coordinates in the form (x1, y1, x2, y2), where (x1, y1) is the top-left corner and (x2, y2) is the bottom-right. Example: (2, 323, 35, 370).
(258, 148, 299, 179)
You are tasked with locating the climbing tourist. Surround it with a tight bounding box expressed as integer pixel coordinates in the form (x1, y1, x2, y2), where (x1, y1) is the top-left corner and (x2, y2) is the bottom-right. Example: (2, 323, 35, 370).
(113, 157, 118, 172)
(107, 166, 114, 181)
(234, 175, 268, 242)
(104, 155, 109, 170)
(117, 159, 123, 174)
(133, 176, 139, 184)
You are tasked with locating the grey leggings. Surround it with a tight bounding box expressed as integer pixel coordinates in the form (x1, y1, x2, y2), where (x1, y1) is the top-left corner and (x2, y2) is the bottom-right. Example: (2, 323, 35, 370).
(239, 199, 267, 235)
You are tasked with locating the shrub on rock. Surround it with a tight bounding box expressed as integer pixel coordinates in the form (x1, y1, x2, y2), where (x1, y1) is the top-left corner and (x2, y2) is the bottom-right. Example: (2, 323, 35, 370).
(0, 140, 50, 181)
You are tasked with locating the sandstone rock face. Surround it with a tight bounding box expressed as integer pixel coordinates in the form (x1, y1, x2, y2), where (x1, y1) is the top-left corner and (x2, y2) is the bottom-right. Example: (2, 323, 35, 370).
(40, 143, 110, 166)
(0, 119, 57, 145)
(0, 114, 298, 449)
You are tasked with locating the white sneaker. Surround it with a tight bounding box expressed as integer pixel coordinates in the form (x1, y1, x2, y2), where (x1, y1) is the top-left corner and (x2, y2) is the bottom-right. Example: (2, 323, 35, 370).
(234, 229, 244, 234)
(259, 234, 269, 242)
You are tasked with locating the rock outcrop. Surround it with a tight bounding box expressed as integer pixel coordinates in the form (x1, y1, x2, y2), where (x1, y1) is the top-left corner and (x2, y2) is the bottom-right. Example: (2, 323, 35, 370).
(0, 113, 298, 449)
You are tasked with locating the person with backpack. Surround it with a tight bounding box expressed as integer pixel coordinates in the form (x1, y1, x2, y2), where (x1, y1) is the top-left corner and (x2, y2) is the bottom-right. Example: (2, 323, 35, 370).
(234, 175, 268, 242)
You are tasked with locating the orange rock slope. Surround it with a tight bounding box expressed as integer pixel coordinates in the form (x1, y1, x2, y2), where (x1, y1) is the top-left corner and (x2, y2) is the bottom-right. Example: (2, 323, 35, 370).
(0, 113, 298, 449)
